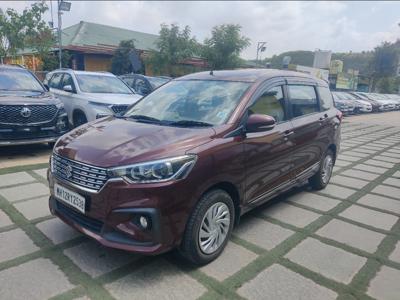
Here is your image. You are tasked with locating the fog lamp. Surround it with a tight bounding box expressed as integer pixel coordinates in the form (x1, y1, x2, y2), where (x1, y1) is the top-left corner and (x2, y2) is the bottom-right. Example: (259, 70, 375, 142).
(139, 216, 149, 229)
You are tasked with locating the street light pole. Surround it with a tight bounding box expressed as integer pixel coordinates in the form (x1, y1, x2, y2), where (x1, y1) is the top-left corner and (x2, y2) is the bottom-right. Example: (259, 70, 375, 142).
(57, 0, 62, 69)
(256, 42, 267, 67)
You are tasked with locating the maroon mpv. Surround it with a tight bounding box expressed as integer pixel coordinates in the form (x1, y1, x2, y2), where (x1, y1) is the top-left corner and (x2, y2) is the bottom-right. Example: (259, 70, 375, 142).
(48, 69, 341, 264)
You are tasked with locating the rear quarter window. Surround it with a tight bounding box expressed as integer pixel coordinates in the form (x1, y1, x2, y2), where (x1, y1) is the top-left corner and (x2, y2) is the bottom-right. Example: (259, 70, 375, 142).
(318, 86, 334, 110)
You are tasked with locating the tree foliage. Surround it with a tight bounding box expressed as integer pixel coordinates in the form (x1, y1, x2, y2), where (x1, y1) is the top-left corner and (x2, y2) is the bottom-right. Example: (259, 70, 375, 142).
(202, 24, 250, 69)
(111, 39, 142, 75)
(0, 2, 53, 60)
(370, 41, 399, 77)
(146, 23, 199, 76)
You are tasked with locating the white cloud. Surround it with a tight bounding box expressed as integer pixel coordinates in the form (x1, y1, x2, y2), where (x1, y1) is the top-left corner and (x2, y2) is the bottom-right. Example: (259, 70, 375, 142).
(1, 1, 399, 59)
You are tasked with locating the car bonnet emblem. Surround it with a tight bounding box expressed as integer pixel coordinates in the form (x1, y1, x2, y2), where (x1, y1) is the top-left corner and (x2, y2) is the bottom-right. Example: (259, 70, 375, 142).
(20, 107, 32, 118)
(65, 165, 73, 179)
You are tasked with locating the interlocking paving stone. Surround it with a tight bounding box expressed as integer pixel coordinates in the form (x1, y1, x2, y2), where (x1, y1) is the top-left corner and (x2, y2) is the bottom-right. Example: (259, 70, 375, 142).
(330, 175, 369, 189)
(383, 177, 400, 188)
(0, 172, 35, 188)
(0, 209, 12, 227)
(0, 228, 39, 262)
(237, 264, 337, 300)
(337, 154, 361, 162)
(285, 238, 367, 284)
(0, 182, 49, 202)
(341, 151, 369, 158)
(389, 241, 400, 263)
(0, 258, 74, 300)
(340, 169, 380, 181)
(367, 266, 400, 300)
(64, 241, 138, 278)
(13, 196, 50, 220)
(388, 148, 400, 154)
(105, 259, 207, 300)
(393, 171, 400, 178)
(33, 168, 48, 179)
(234, 217, 293, 250)
(340, 205, 398, 230)
(199, 242, 257, 281)
(286, 192, 341, 211)
(381, 151, 400, 158)
(371, 185, 400, 199)
(318, 184, 356, 199)
(358, 193, 400, 214)
(374, 155, 400, 164)
(356, 148, 377, 154)
(316, 219, 385, 253)
(334, 160, 352, 167)
(363, 159, 393, 169)
(36, 218, 81, 244)
(353, 164, 388, 174)
(261, 202, 320, 228)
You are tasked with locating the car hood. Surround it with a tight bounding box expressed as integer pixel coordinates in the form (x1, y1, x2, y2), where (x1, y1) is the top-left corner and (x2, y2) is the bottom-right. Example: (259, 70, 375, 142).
(355, 99, 371, 106)
(54, 117, 216, 168)
(0, 91, 61, 105)
(81, 93, 142, 105)
(375, 99, 395, 105)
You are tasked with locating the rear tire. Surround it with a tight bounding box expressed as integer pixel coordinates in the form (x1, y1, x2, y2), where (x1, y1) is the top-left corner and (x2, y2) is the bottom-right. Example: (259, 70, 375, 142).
(309, 149, 334, 190)
(73, 112, 87, 128)
(179, 189, 234, 265)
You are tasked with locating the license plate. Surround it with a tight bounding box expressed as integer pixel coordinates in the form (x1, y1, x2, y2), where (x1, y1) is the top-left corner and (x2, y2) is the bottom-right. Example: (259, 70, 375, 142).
(54, 183, 86, 214)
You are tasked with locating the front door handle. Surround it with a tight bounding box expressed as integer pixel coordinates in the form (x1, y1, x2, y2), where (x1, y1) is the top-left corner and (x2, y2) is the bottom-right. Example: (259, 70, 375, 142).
(284, 130, 294, 137)
(319, 113, 328, 121)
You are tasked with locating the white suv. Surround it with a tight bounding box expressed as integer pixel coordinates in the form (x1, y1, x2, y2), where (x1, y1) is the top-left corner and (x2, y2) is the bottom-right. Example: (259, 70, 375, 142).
(44, 70, 142, 127)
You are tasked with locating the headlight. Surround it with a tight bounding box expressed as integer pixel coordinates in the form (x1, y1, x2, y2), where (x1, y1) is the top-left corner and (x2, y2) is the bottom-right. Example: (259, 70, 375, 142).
(109, 155, 197, 183)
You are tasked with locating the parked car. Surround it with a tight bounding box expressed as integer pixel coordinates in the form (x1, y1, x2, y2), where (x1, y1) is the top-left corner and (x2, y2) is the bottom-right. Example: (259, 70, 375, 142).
(383, 94, 400, 110)
(332, 91, 371, 113)
(44, 70, 142, 127)
(349, 92, 381, 112)
(332, 92, 355, 115)
(48, 69, 341, 264)
(119, 74, 171, 96)
(358, 93, 397, 111)
(0, 64, 69, 146)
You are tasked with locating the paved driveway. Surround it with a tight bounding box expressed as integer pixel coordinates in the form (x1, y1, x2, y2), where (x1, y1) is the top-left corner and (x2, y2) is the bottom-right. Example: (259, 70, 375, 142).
(0, 114, 400, 300)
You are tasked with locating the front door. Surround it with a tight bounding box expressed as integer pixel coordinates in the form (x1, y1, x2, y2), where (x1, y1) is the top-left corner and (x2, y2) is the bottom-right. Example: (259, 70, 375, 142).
(244, 83, 295, 205)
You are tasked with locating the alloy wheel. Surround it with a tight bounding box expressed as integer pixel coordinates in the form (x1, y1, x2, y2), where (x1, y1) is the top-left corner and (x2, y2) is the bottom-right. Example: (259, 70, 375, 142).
(321, 154, 334, 184)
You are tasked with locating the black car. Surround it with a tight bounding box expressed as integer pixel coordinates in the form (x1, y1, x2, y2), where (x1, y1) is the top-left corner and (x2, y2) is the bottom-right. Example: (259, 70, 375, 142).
(0, 64, 69, 146)
(119, 74, 171, 96)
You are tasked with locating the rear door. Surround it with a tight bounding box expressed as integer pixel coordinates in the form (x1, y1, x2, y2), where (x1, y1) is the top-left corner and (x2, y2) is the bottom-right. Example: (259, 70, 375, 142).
(286, 79, 331, 179)
(244, 80, 295, 205)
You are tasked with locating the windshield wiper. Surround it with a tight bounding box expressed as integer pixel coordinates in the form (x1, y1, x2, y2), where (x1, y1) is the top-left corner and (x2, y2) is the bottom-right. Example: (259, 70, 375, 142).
(127, 114, 162, 124)
(166, 120, 213, 127)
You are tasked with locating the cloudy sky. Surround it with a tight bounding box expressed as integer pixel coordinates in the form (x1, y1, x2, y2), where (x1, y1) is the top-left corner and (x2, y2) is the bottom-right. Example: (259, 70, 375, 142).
(1, 1, 400, 59)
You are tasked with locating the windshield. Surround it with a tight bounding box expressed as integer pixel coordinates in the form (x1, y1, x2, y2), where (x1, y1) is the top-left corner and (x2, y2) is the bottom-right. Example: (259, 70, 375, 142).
(0, 68, 44, 92)
(125, 80, 251, 126)
(147, 77, 170, 88)
(76, 74, 133, 94)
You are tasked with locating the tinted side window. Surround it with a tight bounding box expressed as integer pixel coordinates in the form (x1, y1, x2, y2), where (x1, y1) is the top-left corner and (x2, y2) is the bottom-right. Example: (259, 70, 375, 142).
(60, 74, 75, 90)
(249, 86, 286, 122)
(49, 73, 63, 89)
(318, 86, 333, 110)
(288, 85, 318, 117)
(123, 77, 134, 87)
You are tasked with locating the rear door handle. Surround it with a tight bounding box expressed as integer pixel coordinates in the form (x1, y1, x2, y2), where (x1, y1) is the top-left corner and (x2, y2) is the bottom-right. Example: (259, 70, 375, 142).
(284, 130, 294, 137)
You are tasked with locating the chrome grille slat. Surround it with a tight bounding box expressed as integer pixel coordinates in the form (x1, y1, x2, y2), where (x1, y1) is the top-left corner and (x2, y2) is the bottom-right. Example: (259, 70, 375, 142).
(0, 105, 58, 124)
(52, 154, 109, 192)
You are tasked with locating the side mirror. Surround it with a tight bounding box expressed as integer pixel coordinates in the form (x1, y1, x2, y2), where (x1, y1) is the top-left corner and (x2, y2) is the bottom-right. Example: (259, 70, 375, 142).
(246, 114, 276, 132)
(63, 85, 74, 93)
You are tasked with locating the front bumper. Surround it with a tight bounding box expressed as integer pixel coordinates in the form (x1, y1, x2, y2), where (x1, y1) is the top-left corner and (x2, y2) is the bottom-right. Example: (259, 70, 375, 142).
(48, 170, 194, 255)
(0, 136, 60, 146)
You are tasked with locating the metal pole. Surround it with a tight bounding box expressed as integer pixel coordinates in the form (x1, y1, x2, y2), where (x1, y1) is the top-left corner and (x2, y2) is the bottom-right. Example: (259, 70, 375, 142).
(58, 0, 62, 69)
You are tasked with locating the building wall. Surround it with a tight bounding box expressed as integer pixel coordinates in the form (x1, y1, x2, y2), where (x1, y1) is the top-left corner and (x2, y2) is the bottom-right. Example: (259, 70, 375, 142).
(84, 54, 112, 71)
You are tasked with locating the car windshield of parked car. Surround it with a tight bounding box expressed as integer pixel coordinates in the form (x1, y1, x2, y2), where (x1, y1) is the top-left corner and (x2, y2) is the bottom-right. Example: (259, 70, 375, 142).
(147, 77, 170, 88)
(0, 68, 44, 92)
(76, 74, 133, 94)
(125, 80, 250, 126)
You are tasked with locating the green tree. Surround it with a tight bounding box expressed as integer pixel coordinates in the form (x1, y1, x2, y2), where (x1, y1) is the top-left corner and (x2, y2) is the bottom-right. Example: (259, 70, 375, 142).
(111, 39, 142, 75)
(202, 24, 250, 69)
(146, 23, 199, 76)
(0, 2, 52, 60)
(41, 50, 70, 71)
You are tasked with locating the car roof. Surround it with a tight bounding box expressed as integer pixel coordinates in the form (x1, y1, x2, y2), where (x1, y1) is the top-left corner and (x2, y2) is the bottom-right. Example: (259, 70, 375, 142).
(49, 69, 115, 77)
(178, 68, 327, 85)
(0, 64, 28, 70)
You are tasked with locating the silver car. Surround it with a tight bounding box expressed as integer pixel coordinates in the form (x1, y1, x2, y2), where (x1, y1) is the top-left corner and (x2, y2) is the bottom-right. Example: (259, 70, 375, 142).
(45, 70, 142, 127)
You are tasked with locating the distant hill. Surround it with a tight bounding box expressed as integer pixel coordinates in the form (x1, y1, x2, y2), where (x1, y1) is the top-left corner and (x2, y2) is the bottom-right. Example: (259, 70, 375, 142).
(249, 50, 374, 75)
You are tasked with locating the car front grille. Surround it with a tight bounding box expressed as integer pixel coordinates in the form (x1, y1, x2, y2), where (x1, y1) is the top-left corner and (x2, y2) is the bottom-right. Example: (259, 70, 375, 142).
(111, 105, 129, 114)
(55, 199, 104, 233)
(52, 154, 109, 192)
(0, 105, 58, 125)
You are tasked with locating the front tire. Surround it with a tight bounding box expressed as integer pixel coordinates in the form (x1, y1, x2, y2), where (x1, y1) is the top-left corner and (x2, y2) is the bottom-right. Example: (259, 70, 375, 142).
(179, 189, 234, 265)
(309, 149, 334, 190)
